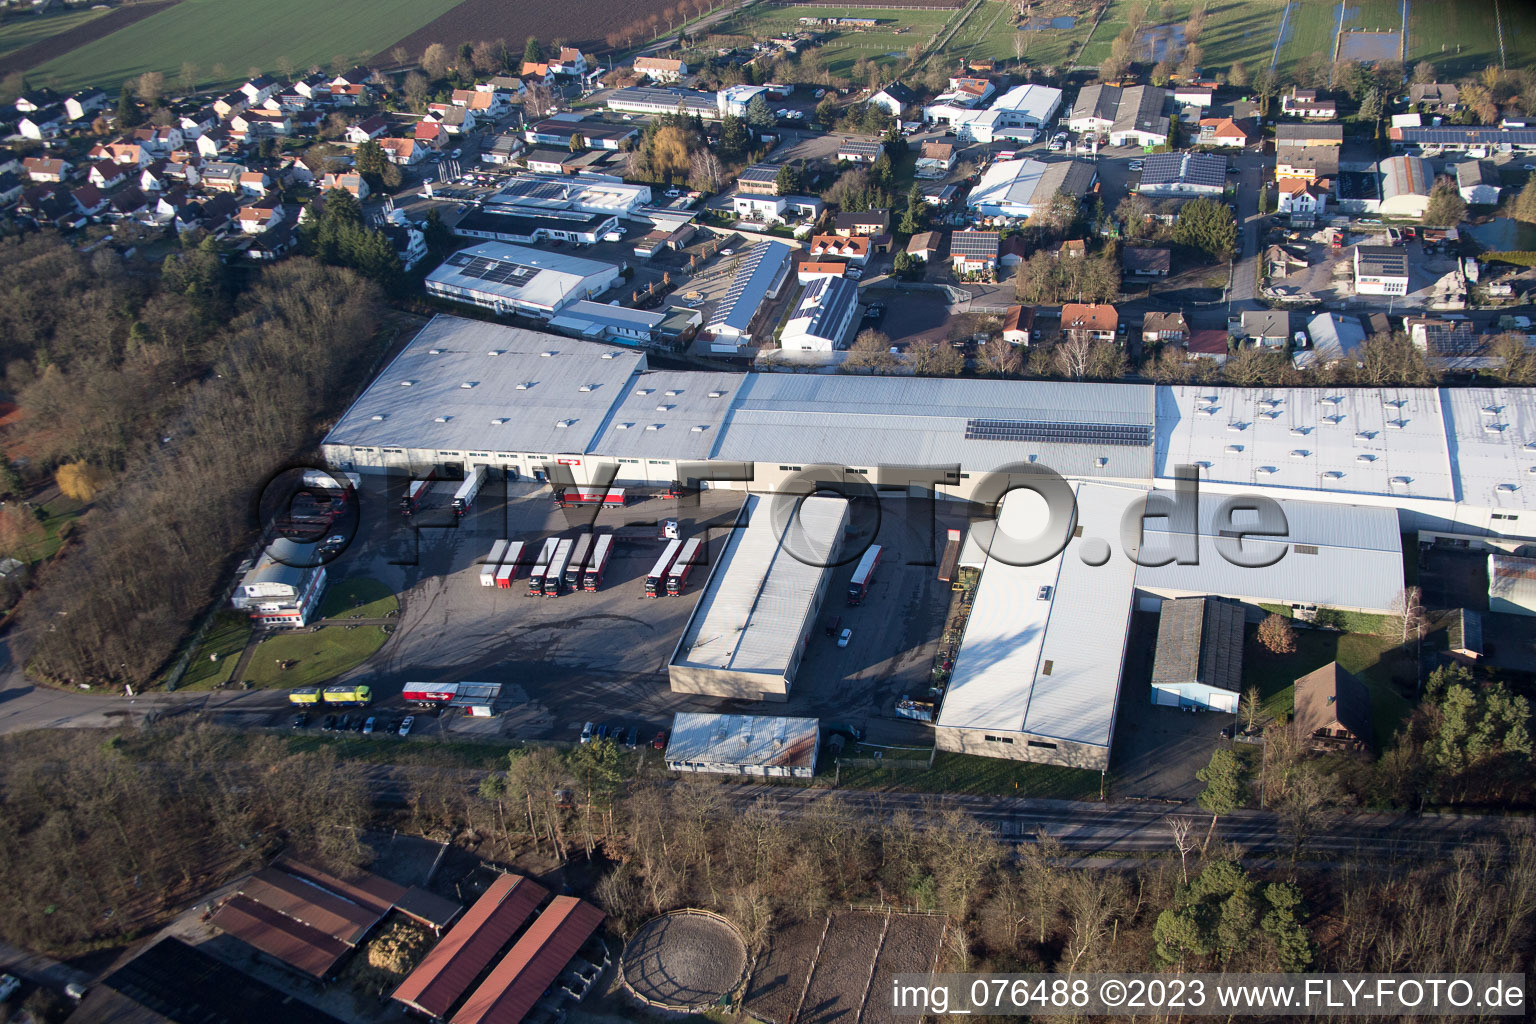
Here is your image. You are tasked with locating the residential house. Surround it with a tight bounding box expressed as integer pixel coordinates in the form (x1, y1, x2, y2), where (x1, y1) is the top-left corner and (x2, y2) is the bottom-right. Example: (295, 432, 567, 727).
(1000, 235, 1027, 266)
(229, 110, 289, 139)
(183, 192, 238, 234)
(321, 171, 369, 199)
(451, 88, 510, 118)
(378, 138, 425, 165)
(131, 125, 183, 155)
(1296, 311, 1367, 369)
(1409, 82, 1459, 112)
(154, 186, 194, 225)
(414, 121, 447, 147)
(294, 74, 332, 103)
(18, 105, 66, 140)
(178, 107, 218, 139)
(1001, 304, 1036, 344)
(480, 76, 525, 98)
(1061, 303, 1118, 343)
(949, 229, 999, 275)
(424, 103, 474, 134)
(1237, 309, 1290, 348)
(1142, 311, 1188, 343)
(551, 47, 588, 76)
(13, 89, 60, 114)
(0, 172, 24, 206)
(1455, 161, 1500, 205)
(195, 129, 235, 160)
(1121, 246, 1170, 276)
(832, 209, 889, 236)
(200, 162, 247, 192)
(915, 141, 955, 179)
(237, 197, 284, 234)
(1173, 85, 1215, 109)
(108, 186, 149, 221)
(1293, 662, 1374, 751)
(838, 139, 884, 164)
(1353, 244, 1410, 296)
(1186, 328, 1229, 364)
(345, 115, 390, 144)
(238, 171, 271, 195)
(138, 161, 171, 192)
(382, 217, 428, 271)
(482, 133, 524, 165)
(520, 61, 555, 86)
(906, 231, 940, 263)
(18, 184, 86, 228)
(212, 91, 248, 119)
(633, 57, 687, 82)
(870, 82, 917, 118)
(732, 194, 788, 221)
(267, 86, 313, 114)
(807, 234, 871, 264)
(1280, 88, 1337, 119)
(780, 275, 860, 352)
(330, 67, 374, 90)
(1274, 123, 1344, 147)
(1277, 176, 1329, 218)
(1275, 145, 1339, 181)
(525, 149, 582, 175)
(1197, 116, 1254, 148)
(796, 261, 848, 284)
(736, 163, 780, 196)
(1067, 84, 1169, 146)
(0, 150, 19, 176)
(64, 87, 108, 122)
(22, 156, 69, 182)
(240, 74, 279, 106)
(1405, 316, 1479, 362)
(1057, 239, 1086, 258)
(70, 183, 107, 218)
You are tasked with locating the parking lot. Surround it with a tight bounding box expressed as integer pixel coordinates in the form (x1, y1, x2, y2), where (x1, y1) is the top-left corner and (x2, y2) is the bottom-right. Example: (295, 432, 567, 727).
(270, 478, 958, 748)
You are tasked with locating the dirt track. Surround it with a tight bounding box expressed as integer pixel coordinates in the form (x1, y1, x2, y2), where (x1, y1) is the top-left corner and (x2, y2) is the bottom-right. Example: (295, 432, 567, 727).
(0, 1, 180, 78)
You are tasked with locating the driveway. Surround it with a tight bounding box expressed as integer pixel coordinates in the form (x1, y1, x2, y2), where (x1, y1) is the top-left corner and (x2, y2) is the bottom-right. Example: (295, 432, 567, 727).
(1229, 145, 1269, 311)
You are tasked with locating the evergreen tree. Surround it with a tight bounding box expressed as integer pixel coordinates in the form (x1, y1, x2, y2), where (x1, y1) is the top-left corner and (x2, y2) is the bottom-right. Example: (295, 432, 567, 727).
(523, 37, 543, 66)
(899, 183, 927, 234)
(774, 162, 802, 196)
(744, 93, 774, 132)
(354, 139, 388, 188)
(116, 84, 144, 128)
(720, 115, 749, 158)
(1174, 196, 1238, 260)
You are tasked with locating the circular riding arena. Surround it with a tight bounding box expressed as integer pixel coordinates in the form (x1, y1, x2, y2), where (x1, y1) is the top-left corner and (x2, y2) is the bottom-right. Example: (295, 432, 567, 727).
(620, 910, 749, 1012)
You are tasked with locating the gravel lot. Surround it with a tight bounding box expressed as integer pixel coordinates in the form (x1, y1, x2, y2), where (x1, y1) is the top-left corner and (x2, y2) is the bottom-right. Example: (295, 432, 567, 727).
(862, 915, 946, 1024)
(621, 911, 748, 1009)
(745, 913, 829, 1024)
(797, 911, 887, 1024)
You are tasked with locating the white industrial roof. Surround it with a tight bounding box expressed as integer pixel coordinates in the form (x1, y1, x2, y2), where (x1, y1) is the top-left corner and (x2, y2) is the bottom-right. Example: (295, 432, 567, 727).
(938, 483, 1140, 747)
(547, 300, 665, 338)
(672, 494, 847, 680)
(968, 157, 1095, 213)
(424, 241, 618, 313)
(1440, 387, 1536, 511)
(1134, 493, 1405, 612)
(715, 374, 1156, 478)
(665, 712, 819, 770)
(323, 315, 644, 454)
(989, 83, 1062, 120)
(1155, 385, 1455, 503)
(590, 369, 740, 460)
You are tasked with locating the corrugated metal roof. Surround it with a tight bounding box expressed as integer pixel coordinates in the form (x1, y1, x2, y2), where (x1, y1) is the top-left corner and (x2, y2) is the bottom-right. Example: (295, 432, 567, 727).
(238, 868, 379, 945)
(392, 874, 549, 1018)
(396, 887, 464, 932)
(590, 370, 740, 460)
(275, 858, 407, 918)
(665, 712, 819, 769)
(938, 483, 1141, 745)
(1135, 495, 1404, 611)
(673, 494, 847, 680)
(209, 895, 351, 979)
(706, 242, 794, 334)
(323, 315, 645, 456)
(451, 896, 605, 1024)
(1150, 597, 1244, 693)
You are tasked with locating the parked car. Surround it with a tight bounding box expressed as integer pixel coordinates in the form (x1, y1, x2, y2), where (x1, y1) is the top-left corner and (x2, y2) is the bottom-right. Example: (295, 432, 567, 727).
(838, 627, 853, 648)
(291, 713, 309, 729)
(322, 714, 337, 731)
(0, 975, 20, 1004)
(399, 715, 415, 736)
(596, 723, 609, 740)
(652, 730, 669, 749)
(351, 716, 365, 732)
(580, 721, 594, 743)
(362, 716, 375, 735)
(338, 714, 352, 731)
(625, 726, 638, 748)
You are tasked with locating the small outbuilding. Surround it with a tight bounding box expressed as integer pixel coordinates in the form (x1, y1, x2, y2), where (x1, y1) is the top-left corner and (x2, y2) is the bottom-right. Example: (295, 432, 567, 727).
(664, 712, 821, 778)
(1149, 597, 1245, 711)
(1293, 662, 1374, 751)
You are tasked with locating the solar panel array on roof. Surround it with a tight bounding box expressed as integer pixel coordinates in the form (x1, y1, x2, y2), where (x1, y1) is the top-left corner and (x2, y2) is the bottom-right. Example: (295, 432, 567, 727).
(951, 230, 1000, 256)
(965, 418, 1153, 447)
(446, 252, 541, 287)
(1400, 127, 1536, 145)
(496, 179, 569, 202)
(1140, 151, 1226, 187)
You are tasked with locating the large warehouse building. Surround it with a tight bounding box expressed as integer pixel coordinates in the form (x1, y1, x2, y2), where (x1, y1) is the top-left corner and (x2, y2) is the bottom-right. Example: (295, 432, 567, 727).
(668, 494, 848, 701)
(968, 157, 1097, 219)
(425, 243, 621, 319)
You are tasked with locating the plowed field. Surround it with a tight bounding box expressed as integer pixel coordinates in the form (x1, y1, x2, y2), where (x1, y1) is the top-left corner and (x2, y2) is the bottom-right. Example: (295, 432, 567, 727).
(380, 0, 680, 60)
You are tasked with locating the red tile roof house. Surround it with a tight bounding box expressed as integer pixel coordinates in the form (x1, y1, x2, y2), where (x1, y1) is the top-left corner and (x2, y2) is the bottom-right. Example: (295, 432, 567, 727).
(1185, 328, 1230, 364)
(1060, 303, 1119, 342)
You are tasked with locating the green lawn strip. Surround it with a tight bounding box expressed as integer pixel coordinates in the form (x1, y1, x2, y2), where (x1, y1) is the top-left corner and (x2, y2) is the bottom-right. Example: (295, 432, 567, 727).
(243, 624, 389, 689)
(175, 612, 253, 691)
(317, 577, 398, 620)
(1243, 624, 1415, 743)
(835, 748, 1102, 798)
(12, 494, 85, 565)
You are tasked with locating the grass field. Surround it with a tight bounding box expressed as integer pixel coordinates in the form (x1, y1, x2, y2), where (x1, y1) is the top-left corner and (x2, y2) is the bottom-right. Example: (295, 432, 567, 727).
(1082, 0, 1287, 72)
(177, 612, 252, 691)
(0, 7, 109, 60)
(27, 0, 462, 93)
(1272, 0, 1339, 75)
(717, 4, 956, 73)
(1409, 0, 1536, 80)
(316, 576, 398, 620)
(243, 622, 390, 689)
(1243, 626, 1414, 746)
(8, 494, 84, 566)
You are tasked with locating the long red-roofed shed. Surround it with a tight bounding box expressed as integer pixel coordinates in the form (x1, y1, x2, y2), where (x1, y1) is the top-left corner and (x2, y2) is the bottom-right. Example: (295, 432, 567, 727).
(451, 896, 605, 1024)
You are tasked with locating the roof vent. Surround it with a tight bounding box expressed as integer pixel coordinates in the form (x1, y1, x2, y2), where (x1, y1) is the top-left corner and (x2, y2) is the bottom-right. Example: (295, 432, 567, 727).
(1096, 456, 1109, 467)
(491, 417, 508, 425)
(646, 423, 662, 431)
(556, 419, 573, 429)
(578, 383, 598, 392)
(1355, 430, 1375, 440)
(1322, 394, 1343, 405)
(1225, 444, 1243, 453)
(1385, 397, 1406, 408)
(1257, 466, 1277, 475)
(1199, 406, 1219, 416)
(515, 381, 533, 390)
(665, 389, 681, 396)
(1290, 449, 1309, 458)
(1261, 397, 1282, 407)
(1498, 483, 1519, 493)
(1290, 426, 1309, 436)
(1484, 405, 1503, 414)
(428, 348, 442, 354)
(616, 422, 631, 430)
(460, 381, 477, 389)
(708, 390, 726, 398)
(1357, 453, 1376, 463)
(635, 388, 654, 396)
(1484, 421, 1506, 433)
(600, 351, 618, 359)
(1386, 419, 1406, 430)
(656, 404, 673, 412)
(434, 415, 450, 423)
(399, 380, 416, 386)
(1324, 414, 1344, 425)
(540, 350, 555, 357)
(1226, 421, 1246, 431)
(691, 425, 707, 432)
(487, 350, 503, 356)
(370, 414, 385, 421)
(1323, 470, 1344, 479)
(1194, 460, 1213, 470)
(1391, 475, 1412, 486)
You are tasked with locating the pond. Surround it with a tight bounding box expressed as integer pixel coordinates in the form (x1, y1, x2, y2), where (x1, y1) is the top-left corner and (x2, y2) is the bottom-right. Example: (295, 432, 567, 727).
(1465, 217, 1536, 252)
(1021, 16, 1076, 30)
